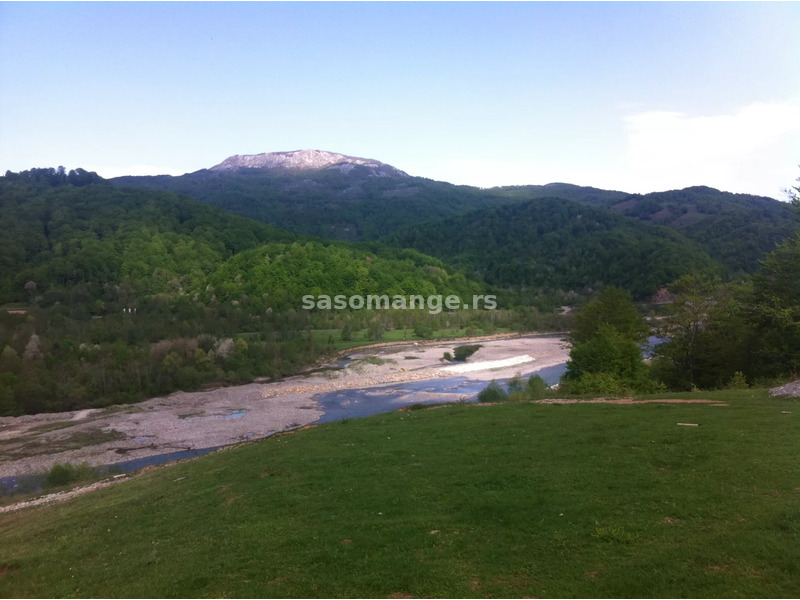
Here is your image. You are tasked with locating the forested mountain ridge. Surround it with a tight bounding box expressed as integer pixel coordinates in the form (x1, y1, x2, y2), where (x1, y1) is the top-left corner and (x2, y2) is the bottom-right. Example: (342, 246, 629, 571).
(610, 186, 796, 273)
(492, 182, 631, 206)
(111, 152, 796, 276)
(0, 170, 484, 309)
(385, 197, 721, 303)
(0, 171, 302, 305)
(493, 183, 796, 274)
(111, 155, 512, 241)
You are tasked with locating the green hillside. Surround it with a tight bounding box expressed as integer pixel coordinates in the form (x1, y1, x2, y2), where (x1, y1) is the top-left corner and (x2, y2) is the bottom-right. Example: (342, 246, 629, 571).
(494, 184, 796, 274)
(387, 197, 721, 301)
(1, 390, 797, 598)
(204, 241, 482, 312)
(0, 169, 301, 304)
(616, 187, 797, 273)
(0, 170, 493, 416)
(111, 167, 514, 241)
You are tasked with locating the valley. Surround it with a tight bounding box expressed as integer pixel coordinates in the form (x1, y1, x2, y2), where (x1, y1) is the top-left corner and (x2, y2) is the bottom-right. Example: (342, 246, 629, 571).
(4, 3, 798, 596)
(0, 152, 798, 599)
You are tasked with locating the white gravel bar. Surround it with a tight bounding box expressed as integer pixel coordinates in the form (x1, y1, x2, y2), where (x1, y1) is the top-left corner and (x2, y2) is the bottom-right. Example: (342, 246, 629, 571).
(441, 355, 536, 374)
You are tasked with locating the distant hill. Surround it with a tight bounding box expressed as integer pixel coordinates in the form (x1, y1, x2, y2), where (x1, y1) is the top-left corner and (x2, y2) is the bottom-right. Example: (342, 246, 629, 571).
(0, 169, 494, 416)
(204, 241, 484, 312)
(493, 184, 796, 274)
(112, 150, 513, 241)
(0, 170, 303, 304)
(0, 169, 480, 308)
(112, 152, 795, 275)
(492, 182, 631, 206)
(386, 197, 721, 302)
(607, 186, 796, 273)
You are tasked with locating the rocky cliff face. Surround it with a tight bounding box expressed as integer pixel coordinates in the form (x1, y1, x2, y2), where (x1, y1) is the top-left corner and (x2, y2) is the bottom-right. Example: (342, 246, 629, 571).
(209, 149, 408, 178)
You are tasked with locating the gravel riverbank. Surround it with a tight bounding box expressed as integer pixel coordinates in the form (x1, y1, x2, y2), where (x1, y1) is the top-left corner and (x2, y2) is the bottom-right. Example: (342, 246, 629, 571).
(0, 334, 569, 478)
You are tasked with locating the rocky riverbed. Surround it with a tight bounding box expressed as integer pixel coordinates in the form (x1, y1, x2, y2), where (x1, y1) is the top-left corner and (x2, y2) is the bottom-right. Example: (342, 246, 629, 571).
(0, 334, 569, 478)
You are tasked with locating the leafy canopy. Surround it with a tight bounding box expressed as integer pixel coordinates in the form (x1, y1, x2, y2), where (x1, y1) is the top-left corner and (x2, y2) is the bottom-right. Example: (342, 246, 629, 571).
(571, 287, 650, 345)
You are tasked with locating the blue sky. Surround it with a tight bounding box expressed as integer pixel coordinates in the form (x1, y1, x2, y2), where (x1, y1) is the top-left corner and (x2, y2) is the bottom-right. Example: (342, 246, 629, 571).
(1, 2, 798, 198)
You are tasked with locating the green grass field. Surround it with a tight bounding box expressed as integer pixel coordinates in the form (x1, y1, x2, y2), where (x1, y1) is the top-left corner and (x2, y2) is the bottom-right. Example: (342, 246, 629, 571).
(1, 389, 798, 598)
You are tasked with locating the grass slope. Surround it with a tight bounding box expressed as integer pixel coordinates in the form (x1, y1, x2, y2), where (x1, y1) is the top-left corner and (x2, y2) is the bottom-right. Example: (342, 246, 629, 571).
(1, 390, 798, 598)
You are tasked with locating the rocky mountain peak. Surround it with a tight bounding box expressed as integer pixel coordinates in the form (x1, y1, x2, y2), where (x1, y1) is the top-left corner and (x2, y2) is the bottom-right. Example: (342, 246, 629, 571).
(209, 149, 408, 178)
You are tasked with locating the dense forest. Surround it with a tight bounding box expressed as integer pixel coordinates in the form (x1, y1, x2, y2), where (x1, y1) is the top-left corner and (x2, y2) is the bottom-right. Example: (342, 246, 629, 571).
(557, 227, 800, 395)
(386, 197, 721, 302)
(113, 160, 796, 291)
(112, 166, 513, 241)
(1, 165, 798, 417)
(0, 170, 511, 416)
(0, 169, 302, 304)
(494, 184, 796, 274)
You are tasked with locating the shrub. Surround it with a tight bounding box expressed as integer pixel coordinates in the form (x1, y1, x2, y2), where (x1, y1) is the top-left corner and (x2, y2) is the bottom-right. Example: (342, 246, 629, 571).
(563, 323, 658, 394)
(507, 375, 525, 394)
(728, 371, 750, 389)
(44, 462, 97, 488)
(477, 380, 508, 403)
(526, 374, 550, 399)
(453, 344, 481, 362)
(413, 323, 434, 339)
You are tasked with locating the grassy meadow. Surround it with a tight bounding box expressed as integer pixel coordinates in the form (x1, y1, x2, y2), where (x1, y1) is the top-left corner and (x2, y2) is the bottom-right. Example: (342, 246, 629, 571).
(0, 389, 798, 598)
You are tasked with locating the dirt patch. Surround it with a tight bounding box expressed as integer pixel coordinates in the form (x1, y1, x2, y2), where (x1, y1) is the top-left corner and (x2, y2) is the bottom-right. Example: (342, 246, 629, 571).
(705, 565, 729, 572)
(0, 564, 20, 578)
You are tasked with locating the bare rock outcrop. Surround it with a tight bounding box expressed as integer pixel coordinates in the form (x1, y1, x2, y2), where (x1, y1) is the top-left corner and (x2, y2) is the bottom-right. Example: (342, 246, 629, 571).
(769, 380, 800, 398)
(209, 149, 408, 178)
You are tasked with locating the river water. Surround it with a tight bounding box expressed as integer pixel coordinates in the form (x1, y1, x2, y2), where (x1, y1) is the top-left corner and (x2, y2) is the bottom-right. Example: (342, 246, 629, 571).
(0, 362, 567, 496)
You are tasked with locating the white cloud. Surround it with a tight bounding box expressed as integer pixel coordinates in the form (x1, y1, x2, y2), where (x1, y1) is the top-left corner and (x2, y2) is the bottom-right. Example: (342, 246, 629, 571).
(617, 101, 800, 198)
(421, 101, 800, 199)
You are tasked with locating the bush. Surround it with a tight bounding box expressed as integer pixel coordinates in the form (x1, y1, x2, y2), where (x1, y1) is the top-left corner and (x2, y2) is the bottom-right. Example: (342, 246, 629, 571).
(44, 462, 97, 488)
(453, 344, 481, 362)
(526, 374, 550, 399)
(561, 369, 662, 396)
(563, 323, 659, 394)
(477, 380, 508, 403)
(507, 375, 525, 394)
(560, 371, 628, 396)
(413, 323, 434, 339)
(728, 371, 749, 389)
